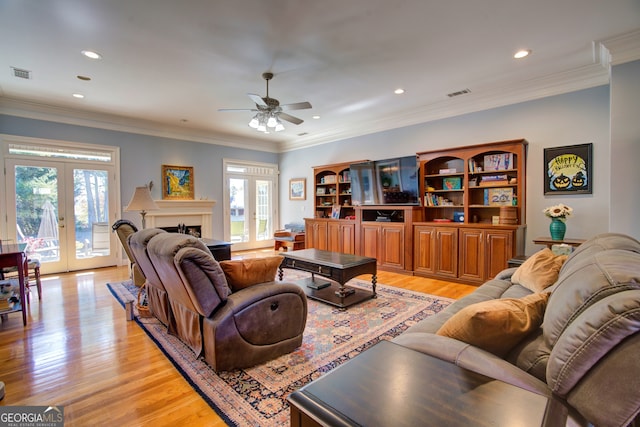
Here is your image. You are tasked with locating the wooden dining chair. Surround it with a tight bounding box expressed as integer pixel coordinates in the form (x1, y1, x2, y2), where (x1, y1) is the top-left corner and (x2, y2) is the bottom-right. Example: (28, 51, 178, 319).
(0, 240, 42, 302)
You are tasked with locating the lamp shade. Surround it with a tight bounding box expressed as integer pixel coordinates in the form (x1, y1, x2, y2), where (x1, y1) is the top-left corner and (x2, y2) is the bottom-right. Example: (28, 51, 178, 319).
(125, 186, 159, 212)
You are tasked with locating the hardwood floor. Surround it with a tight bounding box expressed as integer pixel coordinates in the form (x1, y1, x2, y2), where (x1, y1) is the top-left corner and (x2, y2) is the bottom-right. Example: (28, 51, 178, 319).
(0, 249, 476, 426)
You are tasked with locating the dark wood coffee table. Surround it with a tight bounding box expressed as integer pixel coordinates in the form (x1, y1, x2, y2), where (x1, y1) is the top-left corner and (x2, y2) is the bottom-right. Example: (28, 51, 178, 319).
(279, 249, 377, 309)
(289, 340, 584, 427)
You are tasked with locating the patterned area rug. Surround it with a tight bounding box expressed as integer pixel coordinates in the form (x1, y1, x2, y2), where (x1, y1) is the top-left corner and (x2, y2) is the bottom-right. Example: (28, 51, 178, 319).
(107, 271, 453, 426)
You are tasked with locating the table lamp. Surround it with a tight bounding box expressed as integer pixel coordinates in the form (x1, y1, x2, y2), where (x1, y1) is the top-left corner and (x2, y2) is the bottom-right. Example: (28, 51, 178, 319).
(125, 186, 159, 228)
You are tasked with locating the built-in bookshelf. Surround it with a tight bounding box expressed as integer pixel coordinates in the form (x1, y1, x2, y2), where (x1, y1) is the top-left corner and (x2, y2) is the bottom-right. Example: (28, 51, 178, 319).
(313, 161, 362, 219)
(417, 140, 527, 225)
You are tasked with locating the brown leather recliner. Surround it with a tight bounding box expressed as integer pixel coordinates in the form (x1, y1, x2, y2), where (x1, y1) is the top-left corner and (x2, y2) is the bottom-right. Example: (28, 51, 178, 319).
(147, 233, 307, 371)
(127, 228, 170, 326)
(112, 219, 145, 287)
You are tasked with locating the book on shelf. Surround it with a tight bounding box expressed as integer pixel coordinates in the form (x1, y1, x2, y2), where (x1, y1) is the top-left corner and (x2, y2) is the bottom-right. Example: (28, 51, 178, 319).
(479, 174, 509, 186)
(424, 193, 454, 207)
(321, 175, 337, 184)
(483, 153, 513, 171)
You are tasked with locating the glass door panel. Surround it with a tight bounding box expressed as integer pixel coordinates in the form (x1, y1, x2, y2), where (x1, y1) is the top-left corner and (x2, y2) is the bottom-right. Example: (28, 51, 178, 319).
(229, 177, 249, 244)
(12, 163, 65, 272)
(255, 179, 272, 242)
(68, 168, 111, 269)
(224, 161, 277, 251)
(6, 159, 117, 274)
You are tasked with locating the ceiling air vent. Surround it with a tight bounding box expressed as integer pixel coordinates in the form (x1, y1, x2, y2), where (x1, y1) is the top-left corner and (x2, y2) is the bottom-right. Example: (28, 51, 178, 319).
(447, 88, 471, 98)
(11, 67, 32, 79)
(297, 132, 308, 137)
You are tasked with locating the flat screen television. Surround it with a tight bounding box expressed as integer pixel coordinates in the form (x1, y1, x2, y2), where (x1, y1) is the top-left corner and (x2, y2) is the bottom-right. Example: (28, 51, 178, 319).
(350, 155, 420, 206)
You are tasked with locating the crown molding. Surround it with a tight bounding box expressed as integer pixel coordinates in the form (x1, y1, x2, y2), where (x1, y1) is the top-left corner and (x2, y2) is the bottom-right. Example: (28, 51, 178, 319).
(279, 30, 640, 153)
(279, 62, 610, 152)
(0, 98, 280, 153)
(599, 28, 640, 66)
(2, 30, 638, 154)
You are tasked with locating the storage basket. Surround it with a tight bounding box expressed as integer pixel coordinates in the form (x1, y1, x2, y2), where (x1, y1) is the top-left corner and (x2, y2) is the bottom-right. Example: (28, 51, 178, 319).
(136, 283, 153, 318)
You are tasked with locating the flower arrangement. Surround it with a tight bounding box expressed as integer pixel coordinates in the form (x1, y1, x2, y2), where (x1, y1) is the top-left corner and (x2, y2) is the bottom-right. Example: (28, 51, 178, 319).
(543, 203, 573, 222)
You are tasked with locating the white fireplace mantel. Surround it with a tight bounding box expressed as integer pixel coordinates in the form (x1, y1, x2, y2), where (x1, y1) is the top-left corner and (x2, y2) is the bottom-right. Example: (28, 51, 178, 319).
(145, 200, 217, 238)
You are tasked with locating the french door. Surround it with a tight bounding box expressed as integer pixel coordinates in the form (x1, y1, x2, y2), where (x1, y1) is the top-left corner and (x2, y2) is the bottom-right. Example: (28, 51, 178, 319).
(4, 144, 118, 274)
(224, 160, 277, 251)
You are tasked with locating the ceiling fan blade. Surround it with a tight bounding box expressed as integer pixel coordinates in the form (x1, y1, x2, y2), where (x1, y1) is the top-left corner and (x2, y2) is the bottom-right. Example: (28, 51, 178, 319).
(281, 101, 312, 111)
(218, 108, 258, 112)
(279, 112, 304, 125)
(247, 93, 268, 108)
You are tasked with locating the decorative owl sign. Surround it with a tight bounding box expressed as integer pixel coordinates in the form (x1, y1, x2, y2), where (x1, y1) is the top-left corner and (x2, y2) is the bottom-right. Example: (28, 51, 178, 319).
(544, 143, 593, 195)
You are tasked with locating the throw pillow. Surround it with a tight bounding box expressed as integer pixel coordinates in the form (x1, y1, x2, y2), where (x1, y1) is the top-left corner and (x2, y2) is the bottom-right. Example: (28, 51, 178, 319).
(435, 292, 550, 357)
(219, 256, 283, 292)
(511, 248, 568, 292)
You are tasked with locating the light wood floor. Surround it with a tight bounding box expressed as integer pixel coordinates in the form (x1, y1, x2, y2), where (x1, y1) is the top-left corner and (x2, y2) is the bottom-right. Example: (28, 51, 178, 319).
(0, 249, 476, 426)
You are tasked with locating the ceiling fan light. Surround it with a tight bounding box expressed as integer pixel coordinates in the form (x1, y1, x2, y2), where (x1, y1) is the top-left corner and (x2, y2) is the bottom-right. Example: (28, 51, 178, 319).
(275, 122, 285, 132)
(257, 121, 267, 132)
(249, 116, 259, 128)
(267, 115, 278, 128)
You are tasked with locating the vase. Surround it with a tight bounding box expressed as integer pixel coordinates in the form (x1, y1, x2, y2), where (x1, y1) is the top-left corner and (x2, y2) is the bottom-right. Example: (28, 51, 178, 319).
(549, 217, 566, 241)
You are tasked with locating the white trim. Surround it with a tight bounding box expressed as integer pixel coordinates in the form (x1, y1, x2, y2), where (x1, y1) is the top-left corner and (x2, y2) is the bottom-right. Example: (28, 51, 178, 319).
(0, 134, 122, 268)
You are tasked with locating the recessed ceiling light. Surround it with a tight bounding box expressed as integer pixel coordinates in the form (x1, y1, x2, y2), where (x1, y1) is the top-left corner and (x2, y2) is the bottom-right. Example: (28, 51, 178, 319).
(394, 88, 405, 95)
(72, 93, 84, 99)
(81, 50, 102, 60)
(514, 49, 531, 59)
(312, 115, 320, 119)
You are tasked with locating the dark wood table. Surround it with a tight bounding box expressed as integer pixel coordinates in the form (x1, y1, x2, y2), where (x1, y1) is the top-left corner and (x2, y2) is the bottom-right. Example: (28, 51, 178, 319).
(289, 340, 583, 427)
(0, 243, 28, 326)
(201, 238, 232, 261)
(533, 237, 586, 249)
(279, 249, 377, 309)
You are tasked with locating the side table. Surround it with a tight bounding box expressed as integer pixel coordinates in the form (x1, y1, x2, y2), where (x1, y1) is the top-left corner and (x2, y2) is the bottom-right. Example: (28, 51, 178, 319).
(533, 237, 585, 250)
(289, 340, 584, 427)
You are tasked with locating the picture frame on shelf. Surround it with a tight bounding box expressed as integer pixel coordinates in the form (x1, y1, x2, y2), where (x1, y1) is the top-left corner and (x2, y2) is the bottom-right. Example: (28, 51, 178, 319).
(331, 204, 341, 219)
(443, 176, 462, 190)
(162, 165, 194, 200)
(289, 178, 306, 200)
(544, 143, 592, 195)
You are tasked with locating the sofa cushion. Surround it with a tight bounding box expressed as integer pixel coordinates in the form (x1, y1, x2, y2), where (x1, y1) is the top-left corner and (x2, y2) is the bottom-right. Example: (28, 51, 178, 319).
(511, 248, 567, 292)
(547, 289, 640, 396)
(436, 292, 550, 357)
(220, 256, 283, 292)
(544, 250, 640, 350)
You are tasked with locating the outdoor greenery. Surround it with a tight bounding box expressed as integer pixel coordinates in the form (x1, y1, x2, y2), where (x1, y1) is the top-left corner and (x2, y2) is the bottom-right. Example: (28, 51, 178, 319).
(15, 166, 109, 240)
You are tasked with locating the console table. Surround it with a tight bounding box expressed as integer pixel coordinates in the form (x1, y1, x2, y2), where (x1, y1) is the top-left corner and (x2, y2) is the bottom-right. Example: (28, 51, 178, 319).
(289, 340, 583, 427)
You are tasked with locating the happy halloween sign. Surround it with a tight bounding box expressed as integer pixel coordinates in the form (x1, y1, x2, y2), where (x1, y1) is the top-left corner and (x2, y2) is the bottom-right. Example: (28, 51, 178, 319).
(544, 143, 593, 194)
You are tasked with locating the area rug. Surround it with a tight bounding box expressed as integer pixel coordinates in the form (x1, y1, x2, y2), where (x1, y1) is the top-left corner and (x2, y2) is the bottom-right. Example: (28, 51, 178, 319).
(107, 271, 453, 426)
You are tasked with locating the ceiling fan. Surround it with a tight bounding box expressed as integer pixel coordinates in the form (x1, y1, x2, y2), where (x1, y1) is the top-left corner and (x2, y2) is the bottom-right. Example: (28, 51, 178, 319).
(219, 72, 312, 132)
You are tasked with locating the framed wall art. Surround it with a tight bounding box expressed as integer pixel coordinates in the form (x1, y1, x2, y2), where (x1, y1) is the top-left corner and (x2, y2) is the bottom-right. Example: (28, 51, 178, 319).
(544, 143, 592, 195)
(289, 178, 306, 200)
(162, 164, 194, 200)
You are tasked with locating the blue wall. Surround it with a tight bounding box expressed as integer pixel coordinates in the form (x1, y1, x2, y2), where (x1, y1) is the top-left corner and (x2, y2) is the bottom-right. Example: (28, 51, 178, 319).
(0, 115, 277, 239)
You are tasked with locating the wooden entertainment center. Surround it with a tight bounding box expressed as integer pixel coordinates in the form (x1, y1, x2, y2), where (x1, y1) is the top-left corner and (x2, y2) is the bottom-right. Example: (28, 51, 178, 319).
(304, 139, 527, 285)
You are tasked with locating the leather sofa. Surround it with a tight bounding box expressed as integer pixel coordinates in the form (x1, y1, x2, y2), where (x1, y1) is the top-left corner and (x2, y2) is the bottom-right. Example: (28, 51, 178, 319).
(392, 233, 640, 427)
(130, 231, 308, 372)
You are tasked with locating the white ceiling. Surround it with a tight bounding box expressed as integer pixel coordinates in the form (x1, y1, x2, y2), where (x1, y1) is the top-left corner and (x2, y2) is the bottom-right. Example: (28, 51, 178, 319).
(1, 0, 639, 152)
